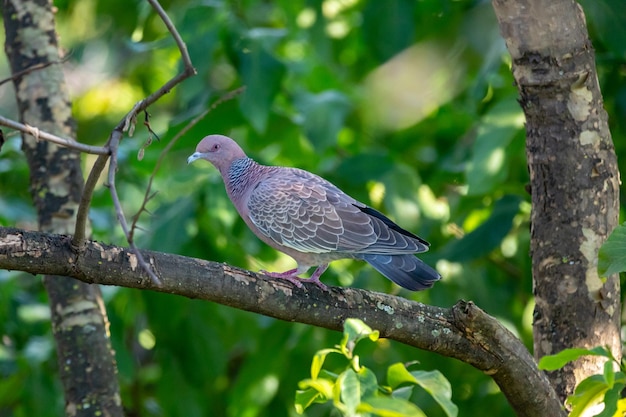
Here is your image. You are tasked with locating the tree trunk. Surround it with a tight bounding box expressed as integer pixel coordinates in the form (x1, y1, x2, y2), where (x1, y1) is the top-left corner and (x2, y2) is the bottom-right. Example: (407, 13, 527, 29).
(491, 0, 621, 403)
(2, 1, 124, 416)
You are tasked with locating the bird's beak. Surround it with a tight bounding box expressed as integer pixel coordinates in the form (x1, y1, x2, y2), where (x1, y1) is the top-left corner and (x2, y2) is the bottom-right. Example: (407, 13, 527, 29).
(187, 152, 202, 164)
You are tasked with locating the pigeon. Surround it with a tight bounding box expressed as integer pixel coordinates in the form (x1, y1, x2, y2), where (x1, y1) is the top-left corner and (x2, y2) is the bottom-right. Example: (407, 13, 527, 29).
(187, 134, 440, 291)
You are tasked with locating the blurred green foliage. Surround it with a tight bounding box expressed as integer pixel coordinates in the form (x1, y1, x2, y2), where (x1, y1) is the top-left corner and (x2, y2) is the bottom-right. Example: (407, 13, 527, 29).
(0, 0, 625, 416)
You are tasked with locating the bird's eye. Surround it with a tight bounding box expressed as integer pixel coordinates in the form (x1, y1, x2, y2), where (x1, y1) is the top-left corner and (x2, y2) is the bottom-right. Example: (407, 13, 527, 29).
(211, 144, 220, 151)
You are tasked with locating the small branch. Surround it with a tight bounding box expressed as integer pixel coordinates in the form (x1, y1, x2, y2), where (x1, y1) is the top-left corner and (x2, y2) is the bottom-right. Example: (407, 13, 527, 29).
(107, 133, 161, 286)
(0, 115, 109, 155)
(130, 86, 246, 238)
(72, 150, 110, 248)
(0, 56, 69, 87)
(0, 226, 566, 417)
(119, 0, 196, 134)
(147, 0, 194, 70)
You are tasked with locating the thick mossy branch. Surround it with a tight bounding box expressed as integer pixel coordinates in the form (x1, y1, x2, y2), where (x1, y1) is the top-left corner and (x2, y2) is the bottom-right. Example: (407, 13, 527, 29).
(0, 226, 565, 417)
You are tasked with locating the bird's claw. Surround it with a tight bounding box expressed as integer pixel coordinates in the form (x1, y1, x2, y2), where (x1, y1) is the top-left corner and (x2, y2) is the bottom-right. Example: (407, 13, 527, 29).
(259, 269, 329, 290)
(260, 269, 304, 288)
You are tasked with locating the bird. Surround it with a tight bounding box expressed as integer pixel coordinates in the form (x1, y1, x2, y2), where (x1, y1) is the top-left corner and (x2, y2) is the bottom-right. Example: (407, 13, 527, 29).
(187, 134, 440, 291)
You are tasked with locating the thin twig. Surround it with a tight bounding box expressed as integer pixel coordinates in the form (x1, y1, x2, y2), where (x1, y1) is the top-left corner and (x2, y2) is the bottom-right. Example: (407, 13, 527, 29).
(147, 0, 194, 70)
(0, 56, 70, 87)
(120, 0, 196, 135)
(72, 148, 111, 248)
(129, 86, 246, 237)
(92, 0, 196, 286)
(0, 115, 109, 155)
(107, 132, 161, 286)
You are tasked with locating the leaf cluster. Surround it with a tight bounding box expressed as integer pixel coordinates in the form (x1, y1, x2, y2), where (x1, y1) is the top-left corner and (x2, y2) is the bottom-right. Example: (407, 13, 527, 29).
(296, 319, 457, 417)
(539, 347, 626, 417)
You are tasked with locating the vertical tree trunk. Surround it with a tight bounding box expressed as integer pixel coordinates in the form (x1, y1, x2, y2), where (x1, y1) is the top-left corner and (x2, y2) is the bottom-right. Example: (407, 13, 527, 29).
(491, 0, 621, 404)
(3, 1, 124, 416)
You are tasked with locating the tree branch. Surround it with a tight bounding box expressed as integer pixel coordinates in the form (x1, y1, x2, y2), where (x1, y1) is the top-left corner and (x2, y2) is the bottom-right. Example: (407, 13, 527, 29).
(0, 115, 109, 155)
(0, 226, 565, 417)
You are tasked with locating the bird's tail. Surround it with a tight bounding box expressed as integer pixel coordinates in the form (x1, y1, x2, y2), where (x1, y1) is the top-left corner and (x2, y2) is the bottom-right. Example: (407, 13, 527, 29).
(357, 254, 441, 291)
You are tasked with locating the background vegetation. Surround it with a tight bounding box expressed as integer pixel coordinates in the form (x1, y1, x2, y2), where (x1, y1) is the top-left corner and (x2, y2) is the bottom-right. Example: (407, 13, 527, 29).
(0, 0, 624, 416)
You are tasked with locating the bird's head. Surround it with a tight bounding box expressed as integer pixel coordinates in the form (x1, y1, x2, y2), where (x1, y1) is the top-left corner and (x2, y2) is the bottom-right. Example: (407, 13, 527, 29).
(187, 134, 247, 174)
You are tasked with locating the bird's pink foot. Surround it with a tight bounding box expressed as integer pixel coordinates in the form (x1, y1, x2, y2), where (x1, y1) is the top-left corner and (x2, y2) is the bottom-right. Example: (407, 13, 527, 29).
(260, 264, 329, 290)
(260, 268, 304, 288)
(308, 265, 329, 291)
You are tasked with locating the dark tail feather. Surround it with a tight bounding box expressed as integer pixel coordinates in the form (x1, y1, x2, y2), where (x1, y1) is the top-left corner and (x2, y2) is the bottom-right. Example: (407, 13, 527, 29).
(358, 254, 441, 291)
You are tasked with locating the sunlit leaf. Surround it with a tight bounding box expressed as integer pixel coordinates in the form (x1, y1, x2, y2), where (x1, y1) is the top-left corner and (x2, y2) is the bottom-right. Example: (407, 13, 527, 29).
(538, 347, 611, 371)
(341, 318, 380, 355)
(298, 378, 335, 400)
(358, 396, 427, 417)
(295, 388, 323, 414)
(594, 382, 625, 417)
(311, 348, 342, 379)
(567, 375, 610, 417)
(387, 362, 417, 390)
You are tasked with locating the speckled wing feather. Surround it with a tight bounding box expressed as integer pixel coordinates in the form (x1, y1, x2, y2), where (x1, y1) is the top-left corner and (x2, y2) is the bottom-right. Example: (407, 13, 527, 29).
(247, 167, 429, 256)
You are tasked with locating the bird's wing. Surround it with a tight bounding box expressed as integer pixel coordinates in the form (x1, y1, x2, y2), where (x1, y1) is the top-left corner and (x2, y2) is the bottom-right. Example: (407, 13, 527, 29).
(247, 168, 428, 255)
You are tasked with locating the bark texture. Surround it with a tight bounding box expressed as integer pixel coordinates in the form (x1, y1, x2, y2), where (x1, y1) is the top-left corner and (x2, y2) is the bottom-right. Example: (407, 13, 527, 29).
(0, 226, 566, 417)
(491, 0, 621, 403)
(2, 1, 123, 416)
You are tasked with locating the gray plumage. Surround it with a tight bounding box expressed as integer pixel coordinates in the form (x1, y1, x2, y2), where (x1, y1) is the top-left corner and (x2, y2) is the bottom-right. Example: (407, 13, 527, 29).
(187, 134, 440, 291)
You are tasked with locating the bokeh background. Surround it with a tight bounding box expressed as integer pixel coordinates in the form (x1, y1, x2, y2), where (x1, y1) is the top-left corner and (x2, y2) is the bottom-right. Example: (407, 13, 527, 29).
(1, 0, 624, 415)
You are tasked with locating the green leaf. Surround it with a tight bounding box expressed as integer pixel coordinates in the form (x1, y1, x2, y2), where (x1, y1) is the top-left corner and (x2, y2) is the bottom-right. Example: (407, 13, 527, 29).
(598, 222, 626, 276)
(362, 0, 415, 61)
(238, 42, 286, 133)
(337, 369, 360, 414)
(340, 319, 380, 356)
(443, 195, 522, 263)
(387, 363, 417, 390)
(311, 348, 341, 379)
(567, 375, 609, 417)
(613, 371, 626, 384)
(358, 396, 427, 417)
(538, 347, 611, 371)
(298, 378, 335, 400)
(595, 382, 625, 417)
(358, 367, 380, 400)
(294, 388, 322, 414)
(335, 153, 395, 187)
(466, 98, 524, 195)
(603, 360, 615, 387)
(386, 363, 457, 417)
(294, 90, 351, 152)
(0, 370, 25, 406)
(409, 370, 458, 417)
